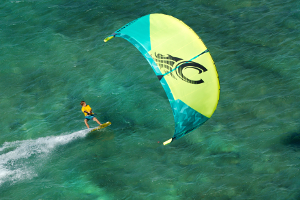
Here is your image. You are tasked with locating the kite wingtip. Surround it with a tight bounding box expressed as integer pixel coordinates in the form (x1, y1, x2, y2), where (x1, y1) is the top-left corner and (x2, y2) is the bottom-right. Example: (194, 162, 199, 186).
(163, 138, 173, 145)
(104, 35, 115, 42)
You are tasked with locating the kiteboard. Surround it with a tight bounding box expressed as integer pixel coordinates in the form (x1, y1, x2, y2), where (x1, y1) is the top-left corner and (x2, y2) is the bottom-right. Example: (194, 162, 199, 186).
(91, 121, 111, 132)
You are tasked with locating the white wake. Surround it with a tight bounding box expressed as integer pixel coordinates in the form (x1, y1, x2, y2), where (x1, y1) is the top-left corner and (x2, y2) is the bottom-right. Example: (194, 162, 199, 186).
(0, 129, 91, 185)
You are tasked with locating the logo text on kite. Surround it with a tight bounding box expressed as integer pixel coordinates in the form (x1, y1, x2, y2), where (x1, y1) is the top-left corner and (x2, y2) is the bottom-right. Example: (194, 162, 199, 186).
(153, 53, 208, 84)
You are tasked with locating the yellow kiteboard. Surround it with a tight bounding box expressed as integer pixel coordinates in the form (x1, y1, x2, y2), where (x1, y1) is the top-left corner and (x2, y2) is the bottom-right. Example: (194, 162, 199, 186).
(91, 121, 111, 132)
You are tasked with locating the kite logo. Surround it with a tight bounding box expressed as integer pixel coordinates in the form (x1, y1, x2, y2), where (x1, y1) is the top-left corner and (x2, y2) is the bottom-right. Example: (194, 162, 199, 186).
(153, 53, 207, 84)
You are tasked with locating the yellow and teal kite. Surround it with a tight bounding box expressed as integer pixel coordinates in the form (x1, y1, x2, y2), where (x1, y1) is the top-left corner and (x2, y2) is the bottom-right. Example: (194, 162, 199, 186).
(104, 14, 220, 145)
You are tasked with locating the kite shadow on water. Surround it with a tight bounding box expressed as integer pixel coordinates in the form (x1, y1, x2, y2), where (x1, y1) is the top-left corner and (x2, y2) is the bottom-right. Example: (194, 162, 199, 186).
(281, 130, 300, 149)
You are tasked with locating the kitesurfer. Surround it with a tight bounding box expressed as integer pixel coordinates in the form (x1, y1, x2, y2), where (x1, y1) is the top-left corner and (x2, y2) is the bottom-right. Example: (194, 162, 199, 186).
(80, 101, 102, 128)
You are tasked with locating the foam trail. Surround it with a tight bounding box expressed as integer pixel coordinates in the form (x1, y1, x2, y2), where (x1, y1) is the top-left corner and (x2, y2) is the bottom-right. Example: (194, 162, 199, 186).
(0, 129, 91, 185)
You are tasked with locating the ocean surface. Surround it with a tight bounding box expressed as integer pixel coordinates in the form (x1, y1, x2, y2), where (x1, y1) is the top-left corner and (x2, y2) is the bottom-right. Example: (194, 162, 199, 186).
(0, 0, 300, 199)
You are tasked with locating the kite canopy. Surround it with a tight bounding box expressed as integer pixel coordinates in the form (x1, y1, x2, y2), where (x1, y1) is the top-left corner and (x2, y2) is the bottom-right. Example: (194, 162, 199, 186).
(104, 14, 220, 145)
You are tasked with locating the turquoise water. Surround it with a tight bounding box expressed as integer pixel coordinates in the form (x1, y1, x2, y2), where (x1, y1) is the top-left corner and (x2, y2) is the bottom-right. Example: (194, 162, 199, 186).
(1, 0, 300, 199)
